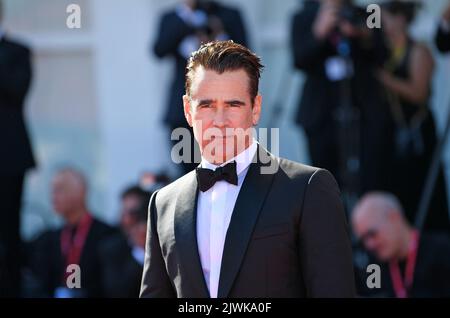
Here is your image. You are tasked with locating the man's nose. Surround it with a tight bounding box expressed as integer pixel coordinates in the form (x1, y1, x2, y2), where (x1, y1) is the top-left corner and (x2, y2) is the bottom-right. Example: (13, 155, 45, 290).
(212, 107, 227, 127)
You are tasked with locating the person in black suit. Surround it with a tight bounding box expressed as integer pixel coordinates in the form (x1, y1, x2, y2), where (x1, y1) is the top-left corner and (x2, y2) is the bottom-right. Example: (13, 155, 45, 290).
(435, 2, 450, 53)
(99, 186, 151, 298)
(290, 0, 392, 196)
(353, 192, 450, 298)
(27, 168, 116, 297)
(152, 0, 247, 175)
(0, 2, 34, 297)
(140, 41, 355, 298)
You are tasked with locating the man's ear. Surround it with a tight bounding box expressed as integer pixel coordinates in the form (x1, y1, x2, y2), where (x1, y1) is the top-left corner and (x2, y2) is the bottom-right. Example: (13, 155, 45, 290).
(183, 95, 193, 127)
(252, 94, 262, 126)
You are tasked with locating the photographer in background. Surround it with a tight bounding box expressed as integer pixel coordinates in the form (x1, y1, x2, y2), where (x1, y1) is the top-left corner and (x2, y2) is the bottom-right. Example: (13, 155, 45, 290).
(152, 0, 247, 175)
(435, 2, 450, 53)
(291, 0, 392, 201)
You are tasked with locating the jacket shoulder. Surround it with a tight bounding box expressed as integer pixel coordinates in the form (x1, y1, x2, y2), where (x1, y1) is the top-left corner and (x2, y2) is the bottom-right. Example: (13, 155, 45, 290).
(276, 156, 338, 189)
(277, 156, 318, 180)
(159, 10, 179, 22)
(152, 170, 197, 206)
(2, 37, 31, 54)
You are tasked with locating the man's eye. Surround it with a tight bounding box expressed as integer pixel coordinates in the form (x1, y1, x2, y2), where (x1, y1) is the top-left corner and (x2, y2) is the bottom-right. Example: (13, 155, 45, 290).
(229, 103, 241, 107)
(198, 104, 211, 109)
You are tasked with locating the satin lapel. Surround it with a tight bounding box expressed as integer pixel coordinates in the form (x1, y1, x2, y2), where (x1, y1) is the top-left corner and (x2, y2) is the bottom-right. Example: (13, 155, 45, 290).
(174, 172, 210, 297)
(217, 146, 278, 297)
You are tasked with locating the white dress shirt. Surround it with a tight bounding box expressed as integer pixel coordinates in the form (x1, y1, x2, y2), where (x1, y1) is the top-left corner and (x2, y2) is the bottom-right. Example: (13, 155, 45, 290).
(196, 140, 258, 298)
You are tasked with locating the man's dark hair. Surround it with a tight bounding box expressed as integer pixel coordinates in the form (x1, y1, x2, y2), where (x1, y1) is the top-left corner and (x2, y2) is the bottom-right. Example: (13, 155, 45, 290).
(121, 185, 150, 202)
(185, 40, 264, 103)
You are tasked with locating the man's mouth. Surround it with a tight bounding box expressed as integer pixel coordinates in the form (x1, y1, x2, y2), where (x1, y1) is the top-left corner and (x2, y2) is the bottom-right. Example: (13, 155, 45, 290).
(211, 135, 233, 139)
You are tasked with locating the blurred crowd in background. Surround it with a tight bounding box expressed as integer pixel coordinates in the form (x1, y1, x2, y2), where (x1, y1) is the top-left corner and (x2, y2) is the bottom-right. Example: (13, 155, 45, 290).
(2, 0, 450, 298)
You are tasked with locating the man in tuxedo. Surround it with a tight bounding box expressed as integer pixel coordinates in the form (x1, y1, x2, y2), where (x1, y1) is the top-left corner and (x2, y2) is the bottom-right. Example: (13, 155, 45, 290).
(140, 40, 355, 298)
(0, 2, 34, 297)
(153, 0, 247, 174)
(28, 168, 116, 297)
(435, 2, 450, 53)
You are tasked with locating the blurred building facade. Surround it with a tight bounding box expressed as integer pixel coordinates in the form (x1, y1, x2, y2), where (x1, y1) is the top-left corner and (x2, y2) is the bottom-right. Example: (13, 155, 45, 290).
(2, 0, 450, 239)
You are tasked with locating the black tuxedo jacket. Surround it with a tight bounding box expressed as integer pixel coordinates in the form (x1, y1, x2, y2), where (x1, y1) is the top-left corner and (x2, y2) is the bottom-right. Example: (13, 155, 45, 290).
(0, 36, 35, 175)
(153, 2, 247, 127)
(140, 146, 355, 298)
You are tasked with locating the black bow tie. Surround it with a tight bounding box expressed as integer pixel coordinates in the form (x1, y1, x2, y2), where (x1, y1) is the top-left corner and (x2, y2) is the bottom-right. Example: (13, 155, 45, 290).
(196, 161, 238, 192)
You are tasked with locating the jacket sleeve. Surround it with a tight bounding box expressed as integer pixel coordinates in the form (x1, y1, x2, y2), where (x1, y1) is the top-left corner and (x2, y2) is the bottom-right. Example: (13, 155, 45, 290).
(299, 169, 356, 297)
(140, 191, 176, 298)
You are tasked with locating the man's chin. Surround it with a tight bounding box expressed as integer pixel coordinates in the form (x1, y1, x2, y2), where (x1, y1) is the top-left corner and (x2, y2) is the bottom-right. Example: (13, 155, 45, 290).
(204, 152, 236, 165)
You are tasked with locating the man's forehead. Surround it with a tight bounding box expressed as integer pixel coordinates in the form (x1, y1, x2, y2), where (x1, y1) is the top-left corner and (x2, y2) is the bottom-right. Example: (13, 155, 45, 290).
(52, 170, 86, 189)
(190, 67, 249, 90)
(190, 65, 208, 84)
(355, 206, 386, 226)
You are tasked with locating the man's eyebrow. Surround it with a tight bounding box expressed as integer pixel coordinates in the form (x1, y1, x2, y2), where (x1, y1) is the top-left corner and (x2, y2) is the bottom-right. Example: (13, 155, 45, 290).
(224, 99, 246, 105)
(197, 99, 215, 105)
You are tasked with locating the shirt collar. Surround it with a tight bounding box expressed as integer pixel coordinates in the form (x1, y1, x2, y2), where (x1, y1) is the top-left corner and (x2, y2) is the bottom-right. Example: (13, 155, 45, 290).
(201, 139, 258, 176)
